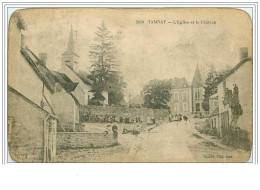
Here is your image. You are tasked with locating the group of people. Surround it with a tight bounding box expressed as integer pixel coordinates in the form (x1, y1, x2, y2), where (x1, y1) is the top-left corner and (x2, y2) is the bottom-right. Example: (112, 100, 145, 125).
(169, 114, 189, 122)
(80, 113, 144, 124)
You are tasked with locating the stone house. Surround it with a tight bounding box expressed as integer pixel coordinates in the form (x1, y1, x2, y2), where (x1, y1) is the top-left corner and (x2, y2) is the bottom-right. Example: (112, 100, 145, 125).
(8, 12, 59, 162)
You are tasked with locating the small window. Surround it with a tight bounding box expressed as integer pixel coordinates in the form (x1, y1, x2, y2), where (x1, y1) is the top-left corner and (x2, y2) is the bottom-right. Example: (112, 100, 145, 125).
(182, 91, 187, 100)
(174, 92, 179, 101)
(195, 91, 200, 100)
(183, 103, 188, 112)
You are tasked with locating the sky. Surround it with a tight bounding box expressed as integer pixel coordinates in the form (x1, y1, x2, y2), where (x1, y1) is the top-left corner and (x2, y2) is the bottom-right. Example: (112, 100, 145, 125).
(17, 8, 252, 98)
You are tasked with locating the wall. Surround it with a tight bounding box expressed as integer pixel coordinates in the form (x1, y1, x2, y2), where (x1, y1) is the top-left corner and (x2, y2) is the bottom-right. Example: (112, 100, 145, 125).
(218, 60, 253, 138)
(56, 132, 118, 149)
(8, 88, 47, 162)
(168, 88, 191, 114)
(8, 13, 52, 113)
(50, 90, 79, 124)
(59, 65, 91, 106)
(79, 105, 169, 121)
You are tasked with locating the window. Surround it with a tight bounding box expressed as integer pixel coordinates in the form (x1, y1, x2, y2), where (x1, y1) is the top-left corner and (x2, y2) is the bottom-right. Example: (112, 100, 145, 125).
(174, 103, 179, 112)
(195, 103, 200, 112)
(174, 92, 179, 101)
(195, 91, 200, 100)
(182, 91, 188, 100)
(183, 102, 188, 112)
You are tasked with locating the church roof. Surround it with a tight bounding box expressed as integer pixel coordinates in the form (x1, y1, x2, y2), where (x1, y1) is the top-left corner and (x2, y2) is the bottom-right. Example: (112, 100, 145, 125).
(191, 64, 203, 88)
(171, 77, 189, 89)
(62, 26, 79, 57)
(51, 71, 79, 92)
(66, 65, 93, 86)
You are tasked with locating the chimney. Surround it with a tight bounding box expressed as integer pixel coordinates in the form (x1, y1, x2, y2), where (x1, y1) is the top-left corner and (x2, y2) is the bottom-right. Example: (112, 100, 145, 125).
(240, 47, 248, 61)
(39, 53, 47, 66)
(21, 34, 25, 49)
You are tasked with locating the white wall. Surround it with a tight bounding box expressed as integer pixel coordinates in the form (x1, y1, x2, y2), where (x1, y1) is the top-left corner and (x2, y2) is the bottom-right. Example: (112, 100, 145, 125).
(8, 13, 52, 111)
(218, 60, 253, 136)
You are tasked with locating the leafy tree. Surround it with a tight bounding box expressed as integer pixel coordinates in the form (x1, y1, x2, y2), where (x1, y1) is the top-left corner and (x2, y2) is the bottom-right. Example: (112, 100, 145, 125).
(223, 84, 243, 127)
(89, 21, 126, 105)
(143, 79, 173, 109)
(202, 66, 231, 111)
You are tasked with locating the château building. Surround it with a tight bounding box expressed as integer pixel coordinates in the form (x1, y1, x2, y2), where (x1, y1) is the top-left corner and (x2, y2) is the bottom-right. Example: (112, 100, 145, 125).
(168, 64, 204, 115)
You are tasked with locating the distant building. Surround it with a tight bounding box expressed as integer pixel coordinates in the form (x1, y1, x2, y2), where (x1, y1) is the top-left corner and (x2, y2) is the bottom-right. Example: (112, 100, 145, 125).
(168, 64, 204, 115)
(168, 77, 191, 114)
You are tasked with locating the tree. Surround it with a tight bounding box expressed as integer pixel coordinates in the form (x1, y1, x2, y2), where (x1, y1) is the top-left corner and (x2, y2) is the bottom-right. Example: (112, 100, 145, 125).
(223, 84, 243, 127)
(143, 79, 173, 109)
(89, 21, 126, 105)
(202, 66, 231, 111)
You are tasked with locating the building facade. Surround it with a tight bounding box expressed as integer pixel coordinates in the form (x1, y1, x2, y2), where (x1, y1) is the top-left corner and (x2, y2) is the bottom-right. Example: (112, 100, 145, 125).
(208, 48, 252, 139)
(168, 65, 204, 115)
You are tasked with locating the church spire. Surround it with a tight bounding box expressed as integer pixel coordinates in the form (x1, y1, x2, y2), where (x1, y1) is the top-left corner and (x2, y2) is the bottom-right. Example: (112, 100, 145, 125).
(191, 63, 203, 88)
(67, 25, 75, 53)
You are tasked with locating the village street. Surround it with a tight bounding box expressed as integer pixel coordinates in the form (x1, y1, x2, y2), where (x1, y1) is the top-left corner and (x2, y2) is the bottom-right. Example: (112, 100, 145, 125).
(57, 119, 250, 163)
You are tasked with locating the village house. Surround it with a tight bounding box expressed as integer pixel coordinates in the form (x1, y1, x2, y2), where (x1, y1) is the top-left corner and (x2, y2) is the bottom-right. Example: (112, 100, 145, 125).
(8, 12, 59, 162)
(168, 64, 204, 115)
(208, 47, 252, 139)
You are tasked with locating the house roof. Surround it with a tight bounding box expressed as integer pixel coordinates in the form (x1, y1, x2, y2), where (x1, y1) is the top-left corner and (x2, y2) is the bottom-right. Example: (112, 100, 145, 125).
(91, 93, 105, 101)
(66, 65, 93, 86)
(209, 93, 218, 99)
(21, 47, 81, 106)
(51, 71, 79, 92)
(216, 57, 252, 85)
(191, 64, 203, 88)
(21, 47, 57, 93)
(171, 77, 189, 89)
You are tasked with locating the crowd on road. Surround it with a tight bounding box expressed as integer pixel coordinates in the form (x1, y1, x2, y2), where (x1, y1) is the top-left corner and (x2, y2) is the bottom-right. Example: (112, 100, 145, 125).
(80, 113, 144, 124)
(169, 114, 189, 122)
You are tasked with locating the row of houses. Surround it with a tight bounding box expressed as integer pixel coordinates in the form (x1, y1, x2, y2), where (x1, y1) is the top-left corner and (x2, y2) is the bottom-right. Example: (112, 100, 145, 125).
(7, 12, 109, 162)
(208, 47, 252, 140)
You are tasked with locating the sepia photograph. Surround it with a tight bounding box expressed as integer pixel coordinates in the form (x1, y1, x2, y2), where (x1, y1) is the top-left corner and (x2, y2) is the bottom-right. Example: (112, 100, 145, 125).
(7, 8, 253, 163)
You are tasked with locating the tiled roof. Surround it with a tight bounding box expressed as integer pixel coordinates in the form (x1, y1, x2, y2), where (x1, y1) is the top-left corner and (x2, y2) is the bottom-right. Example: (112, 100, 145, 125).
(66, 65, 93, 86)
(171, 78, 189, 89)
(51, 71, 79, 92)
(216, 57, 252, 85)
(21, 47, 57, 93)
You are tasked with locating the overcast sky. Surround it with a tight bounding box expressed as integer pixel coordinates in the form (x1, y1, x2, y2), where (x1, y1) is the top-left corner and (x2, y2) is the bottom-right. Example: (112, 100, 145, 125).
(18, 8, 252, 97)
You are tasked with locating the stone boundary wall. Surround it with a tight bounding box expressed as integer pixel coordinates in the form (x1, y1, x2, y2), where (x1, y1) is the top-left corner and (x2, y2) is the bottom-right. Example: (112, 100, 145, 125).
(79, 105, 169, 121)
(57, 132, 118, 149)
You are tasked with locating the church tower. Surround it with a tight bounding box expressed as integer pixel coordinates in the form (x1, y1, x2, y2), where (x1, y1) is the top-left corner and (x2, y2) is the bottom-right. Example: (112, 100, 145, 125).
(191, 63, 204, 114)
(61, 26, 79, 73)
